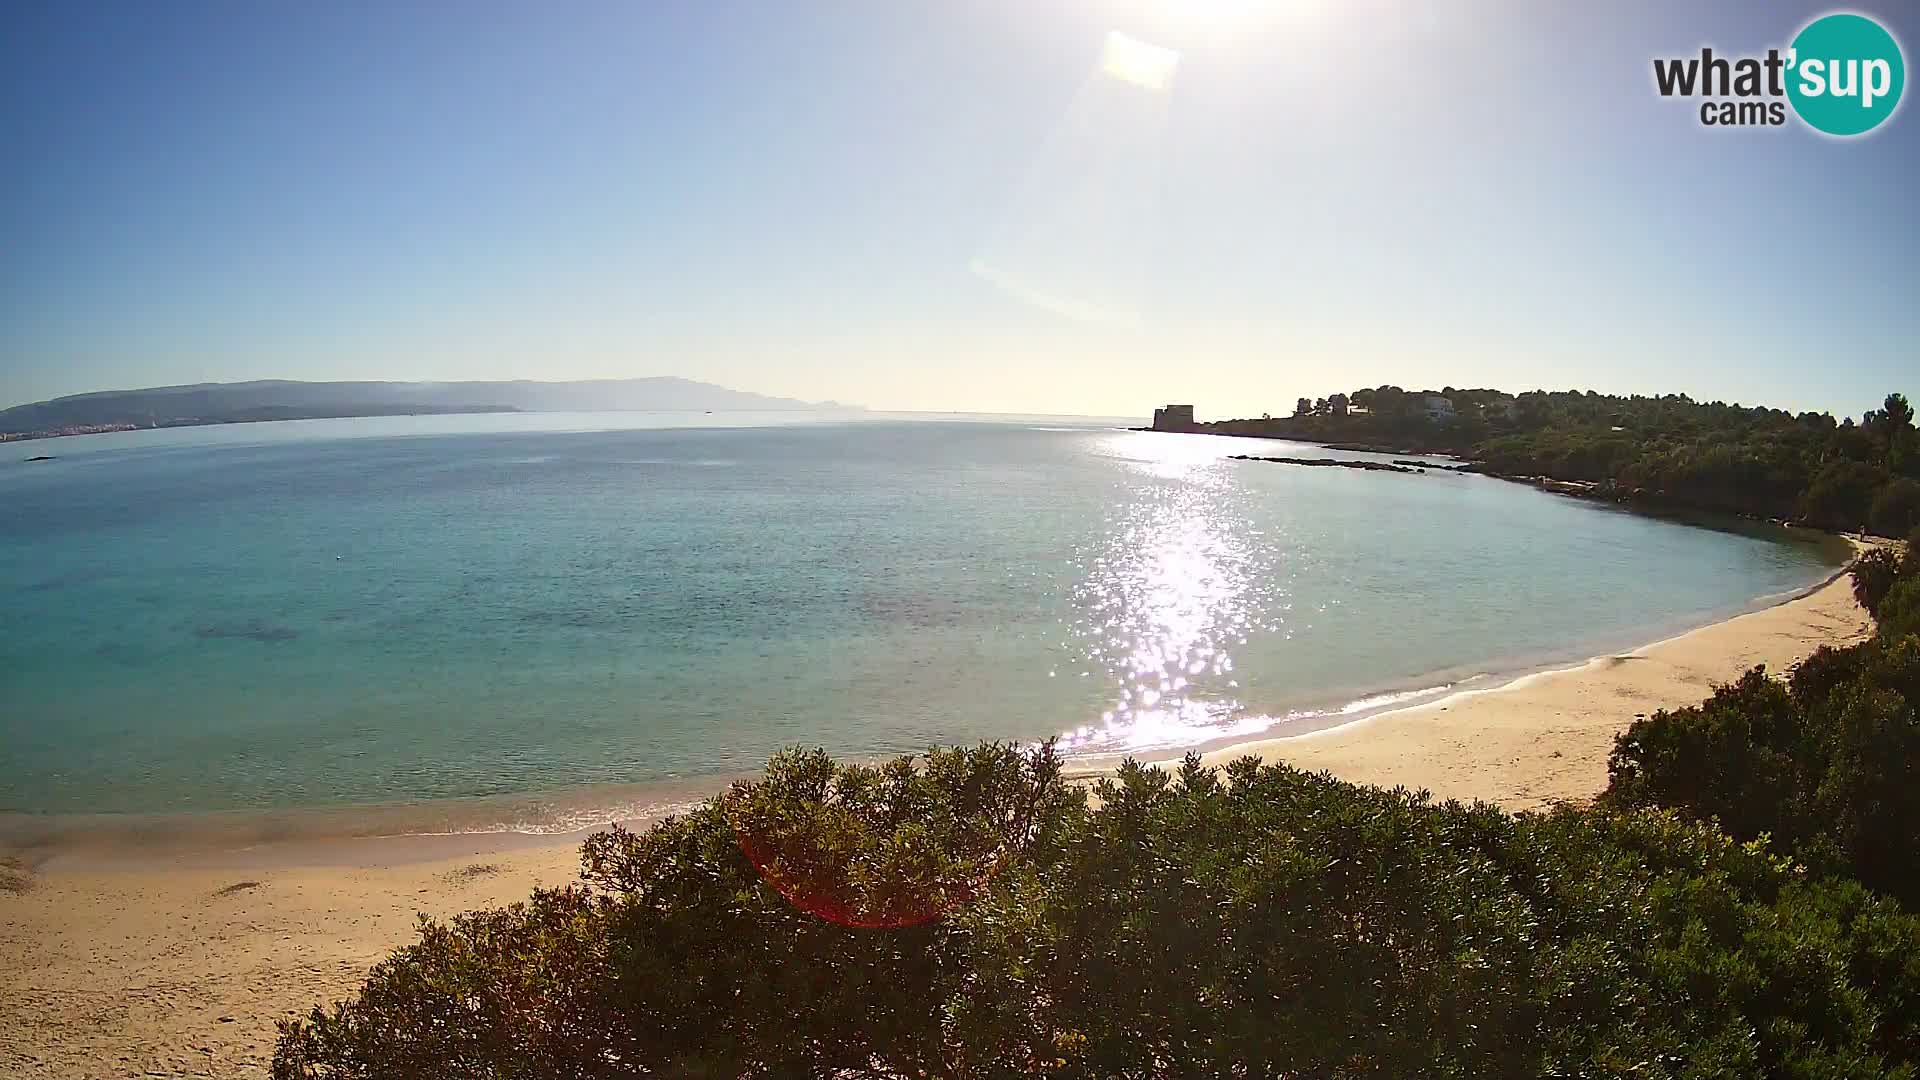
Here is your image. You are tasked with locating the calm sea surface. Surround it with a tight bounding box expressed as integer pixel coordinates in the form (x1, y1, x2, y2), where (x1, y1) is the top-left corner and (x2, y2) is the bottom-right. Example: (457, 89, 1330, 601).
(0, 412, 1843, 823)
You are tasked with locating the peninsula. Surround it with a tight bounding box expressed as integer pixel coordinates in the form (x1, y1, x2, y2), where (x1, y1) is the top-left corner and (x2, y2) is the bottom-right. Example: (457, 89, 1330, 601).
(1147, 388, 1920, 539)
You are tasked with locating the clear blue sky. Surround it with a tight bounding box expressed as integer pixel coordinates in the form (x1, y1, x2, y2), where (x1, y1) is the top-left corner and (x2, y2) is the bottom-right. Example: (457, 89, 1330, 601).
(2, 0, 1914, 418)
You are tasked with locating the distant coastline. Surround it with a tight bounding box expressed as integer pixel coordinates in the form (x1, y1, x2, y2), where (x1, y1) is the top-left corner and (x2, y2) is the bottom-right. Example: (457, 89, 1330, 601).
(1140, 424, 1680, 517)
(1, 403, 520, 443)
(0, 376, 855, 441)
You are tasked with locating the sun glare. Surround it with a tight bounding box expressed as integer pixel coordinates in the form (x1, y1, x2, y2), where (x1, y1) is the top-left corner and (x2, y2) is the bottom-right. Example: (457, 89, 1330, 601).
(1101, 30, 1181, 91)
(1159, 0, 1317, 26)
(1116, 0, 1324, 50)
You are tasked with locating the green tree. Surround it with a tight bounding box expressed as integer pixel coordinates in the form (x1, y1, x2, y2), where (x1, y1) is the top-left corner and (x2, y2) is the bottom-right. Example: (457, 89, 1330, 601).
(1880, 577, 1920, 641)
(1872, 478, 1920, 536)
(1886, 392, 1917, 433)
(1248, 386, 1917, 536)
(277, 746, 1920, 1078)
(1801, 460, 1887, 532)
(1606, 667, 1818, 850)
(1854, 548, 1903, 614)
(1607, 635, 1920, 906)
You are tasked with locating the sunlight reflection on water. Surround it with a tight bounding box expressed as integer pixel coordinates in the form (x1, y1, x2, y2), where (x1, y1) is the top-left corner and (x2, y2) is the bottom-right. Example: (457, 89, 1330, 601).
(1056, 436, 1286, 754)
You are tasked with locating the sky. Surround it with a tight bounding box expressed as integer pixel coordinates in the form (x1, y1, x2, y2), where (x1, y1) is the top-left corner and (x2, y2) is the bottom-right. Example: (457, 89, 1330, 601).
(2, 0, 1915, 420)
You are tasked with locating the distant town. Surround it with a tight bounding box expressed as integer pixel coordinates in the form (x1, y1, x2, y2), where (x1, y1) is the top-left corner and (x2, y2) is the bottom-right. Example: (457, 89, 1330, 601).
(1, 423, 142, 443)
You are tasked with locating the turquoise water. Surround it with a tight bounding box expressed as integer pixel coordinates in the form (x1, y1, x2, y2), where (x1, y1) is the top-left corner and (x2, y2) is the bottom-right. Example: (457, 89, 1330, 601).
(0, 414, 1840, 821)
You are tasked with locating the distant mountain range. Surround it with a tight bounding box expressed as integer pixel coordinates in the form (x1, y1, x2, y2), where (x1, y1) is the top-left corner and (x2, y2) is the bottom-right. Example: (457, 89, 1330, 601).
(0, 378, 853, 436)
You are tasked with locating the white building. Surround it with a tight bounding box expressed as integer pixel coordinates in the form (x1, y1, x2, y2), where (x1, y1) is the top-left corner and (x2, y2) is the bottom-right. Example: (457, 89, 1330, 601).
(1423, 394, 1456, 421)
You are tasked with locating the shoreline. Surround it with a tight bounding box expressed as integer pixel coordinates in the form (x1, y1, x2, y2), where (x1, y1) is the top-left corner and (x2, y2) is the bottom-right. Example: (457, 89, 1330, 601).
(0, 774, 733, 873)
(1143, 426, 1904, 547)
(1140, 550, 1873, 809)
(0, 557, 1878, 1077)
(2, 537, 1857, 873)
(1069, 540, 1854, 778)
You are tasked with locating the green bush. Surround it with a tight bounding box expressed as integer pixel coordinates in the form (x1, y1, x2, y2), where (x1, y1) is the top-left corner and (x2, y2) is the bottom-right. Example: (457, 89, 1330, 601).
(1880, 578, 1920, 641)
(1605, 667, 1817, 849)
(276, 745, 1920, 1078)
(1607, 637, 1920, 907)
(1852, 549, 1904, 615)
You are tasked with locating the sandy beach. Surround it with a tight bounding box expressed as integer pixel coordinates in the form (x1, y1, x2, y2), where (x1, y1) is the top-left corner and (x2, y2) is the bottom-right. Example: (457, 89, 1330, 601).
(1149, 563, 1875, 809)
(0, 568, 1876, 1079)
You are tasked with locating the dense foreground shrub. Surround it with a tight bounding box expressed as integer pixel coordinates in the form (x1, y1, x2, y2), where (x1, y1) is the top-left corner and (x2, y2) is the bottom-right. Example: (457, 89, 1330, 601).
(1852, 548, 1903, 615)
(1606, 632, 1920, 907)
(276, 745, 1920, 1079)
(1852, 531, 1920, 615)
(1883, 579, 1920, 641)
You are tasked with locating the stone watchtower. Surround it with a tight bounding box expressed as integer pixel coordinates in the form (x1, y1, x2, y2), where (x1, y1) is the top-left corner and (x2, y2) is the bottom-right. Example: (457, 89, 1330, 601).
(1151, 404, 1195, 431)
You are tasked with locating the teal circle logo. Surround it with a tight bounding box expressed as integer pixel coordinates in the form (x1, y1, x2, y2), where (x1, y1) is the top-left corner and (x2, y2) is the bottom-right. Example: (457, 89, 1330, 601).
(1786, 13, 1905, 136)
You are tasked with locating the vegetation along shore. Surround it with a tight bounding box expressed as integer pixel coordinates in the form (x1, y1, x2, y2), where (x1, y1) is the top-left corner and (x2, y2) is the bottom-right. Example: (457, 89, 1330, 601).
(1151, 387, 1920, 539)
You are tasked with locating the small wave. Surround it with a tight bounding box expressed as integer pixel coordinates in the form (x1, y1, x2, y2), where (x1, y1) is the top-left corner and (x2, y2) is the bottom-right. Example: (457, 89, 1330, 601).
(1050, 682, 1462, 761)
(613, 459, 738, 467)
(396, 797, 710, 838)
(1337, 682, 1456, 714)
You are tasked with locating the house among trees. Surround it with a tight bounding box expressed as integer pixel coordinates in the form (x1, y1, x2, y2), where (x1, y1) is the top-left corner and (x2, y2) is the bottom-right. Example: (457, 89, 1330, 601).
(1422, 394, 1456, 422)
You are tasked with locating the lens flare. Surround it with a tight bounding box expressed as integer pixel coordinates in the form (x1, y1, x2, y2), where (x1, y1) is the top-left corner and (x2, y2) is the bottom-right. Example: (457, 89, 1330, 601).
(1102, 30, 1181, 91)
(970, 31, 1179, 329)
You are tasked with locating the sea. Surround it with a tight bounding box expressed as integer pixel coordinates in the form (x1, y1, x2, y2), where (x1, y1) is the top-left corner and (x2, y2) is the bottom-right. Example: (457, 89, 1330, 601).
(0, 411, 1847, 836)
